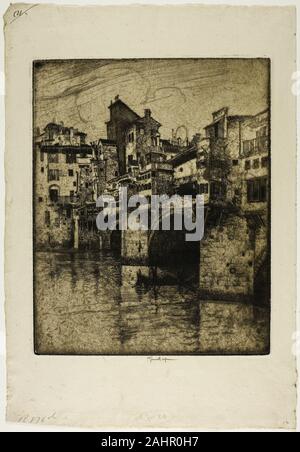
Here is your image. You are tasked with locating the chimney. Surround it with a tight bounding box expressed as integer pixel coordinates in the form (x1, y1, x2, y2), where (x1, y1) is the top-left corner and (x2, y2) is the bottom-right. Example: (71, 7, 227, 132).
(192, 133, 202, 150)
(144, 109, 151, 118)
(115, 95, 119, 101)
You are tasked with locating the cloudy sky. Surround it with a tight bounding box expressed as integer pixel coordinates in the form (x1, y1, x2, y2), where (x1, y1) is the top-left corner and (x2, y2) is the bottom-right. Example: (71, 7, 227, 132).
(34, 59, 269, 143)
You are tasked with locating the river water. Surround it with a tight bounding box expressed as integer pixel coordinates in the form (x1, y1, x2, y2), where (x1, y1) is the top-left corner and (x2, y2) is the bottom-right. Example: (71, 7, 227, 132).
(34, 251, 270, 355)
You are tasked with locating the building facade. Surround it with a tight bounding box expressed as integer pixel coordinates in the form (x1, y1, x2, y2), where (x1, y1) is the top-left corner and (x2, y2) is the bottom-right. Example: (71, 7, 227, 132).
(34, 123, 94, 248)
(201, 107, 269, 210)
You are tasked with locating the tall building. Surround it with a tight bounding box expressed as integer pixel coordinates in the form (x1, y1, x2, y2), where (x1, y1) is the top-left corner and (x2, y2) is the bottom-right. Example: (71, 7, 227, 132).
(106, 95, 142, 175)
(106, 96, 186, 196)
(34, 123, 94, 248)
(203, 107, 270, 211)
(90, 138, 119, 196)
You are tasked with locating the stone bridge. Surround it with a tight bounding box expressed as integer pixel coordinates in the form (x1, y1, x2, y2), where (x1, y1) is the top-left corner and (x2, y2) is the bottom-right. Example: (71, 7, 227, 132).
(97, 207, 269, 305)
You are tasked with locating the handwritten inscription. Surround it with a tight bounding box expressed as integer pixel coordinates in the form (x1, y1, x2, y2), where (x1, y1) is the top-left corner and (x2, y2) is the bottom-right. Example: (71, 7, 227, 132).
(18, 412, 57, 425)
(9, 5, 38, 25)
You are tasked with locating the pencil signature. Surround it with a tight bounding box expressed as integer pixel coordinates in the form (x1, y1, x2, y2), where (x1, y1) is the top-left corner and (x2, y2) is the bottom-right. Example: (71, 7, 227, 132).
(147, 356, 177, 364)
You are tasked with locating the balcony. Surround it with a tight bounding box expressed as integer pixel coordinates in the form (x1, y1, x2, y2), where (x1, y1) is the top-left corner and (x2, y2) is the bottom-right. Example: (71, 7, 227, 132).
(174, 174, 198, 187)
(77, 157, 91, 165)
(57, 195, 79, 205)
(242, 136, 269, 157)
(208, 137, 228, 152)
(145, 162, 173, 172)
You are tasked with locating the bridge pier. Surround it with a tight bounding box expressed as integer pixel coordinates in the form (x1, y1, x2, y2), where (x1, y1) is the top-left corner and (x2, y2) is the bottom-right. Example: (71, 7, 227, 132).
(121, 229, 149, 265)
(99, 211, 268, 304)
(199, 212, 268, 303)
(99, 230, 113, 250)
(73, 213, 79, 249)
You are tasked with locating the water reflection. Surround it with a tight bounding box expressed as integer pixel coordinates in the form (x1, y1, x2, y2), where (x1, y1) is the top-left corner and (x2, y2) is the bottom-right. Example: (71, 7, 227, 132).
(34, 251, 269, 355)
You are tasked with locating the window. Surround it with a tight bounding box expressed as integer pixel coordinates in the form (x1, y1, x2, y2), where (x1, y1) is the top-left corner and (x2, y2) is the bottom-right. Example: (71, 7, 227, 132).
(48, 169, 60, 181)
(70, 190, 74, 197)
(66, 153, 76, 164)
(199, 183, 209, 194)
(40, 151, 44, 162)
(45, 211, 50, 226)
(247, 178, 267, 203)
(260, 178, 267, 201)
(48, 152, 59, 163)
(41, 167, 44, 173)
(49, 187, 59, 202)
(214, 122, 219, 139)
(73, 181, 77, 187)
(245, 160, 251, 170)
(115, 171, 119, 177)
(210, 182, 226, 200)
(197, 160, 207, 169)
(253, 159, 260, 169)
(38, 197, 43, 202)
(256, 126, 267, 138)
(232, 159, 239, 166)
(261, 156, 269, 168)
(66, 207, 71, 219)
(68, 169, 74, 177)
(243, 140, 255, 157)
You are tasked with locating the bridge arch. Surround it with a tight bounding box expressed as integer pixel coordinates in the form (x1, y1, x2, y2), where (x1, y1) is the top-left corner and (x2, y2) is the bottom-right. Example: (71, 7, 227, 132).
(148, 209, 200, 285)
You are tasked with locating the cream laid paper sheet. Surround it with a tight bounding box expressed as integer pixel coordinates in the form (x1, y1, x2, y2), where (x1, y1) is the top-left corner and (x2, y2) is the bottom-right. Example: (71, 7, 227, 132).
(4, 4, 297, 429)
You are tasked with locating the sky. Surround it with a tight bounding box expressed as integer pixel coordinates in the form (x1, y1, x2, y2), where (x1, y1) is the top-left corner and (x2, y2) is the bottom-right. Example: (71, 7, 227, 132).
(34, 59, 269, 143)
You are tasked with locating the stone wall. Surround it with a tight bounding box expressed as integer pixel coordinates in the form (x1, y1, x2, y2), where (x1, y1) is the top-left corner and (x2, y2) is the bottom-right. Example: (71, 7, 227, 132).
(35, 205, 73, 249)
(78, 227, 99, 250)
(121, 229, 149, 264)
(254, 221, 268, 265)
(200, 213, 255, 301)
(98, 230, 113, 250)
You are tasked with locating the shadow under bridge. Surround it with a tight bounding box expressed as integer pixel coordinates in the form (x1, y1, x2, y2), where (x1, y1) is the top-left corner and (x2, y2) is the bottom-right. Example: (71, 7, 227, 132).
(148, 208, 200, 286)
